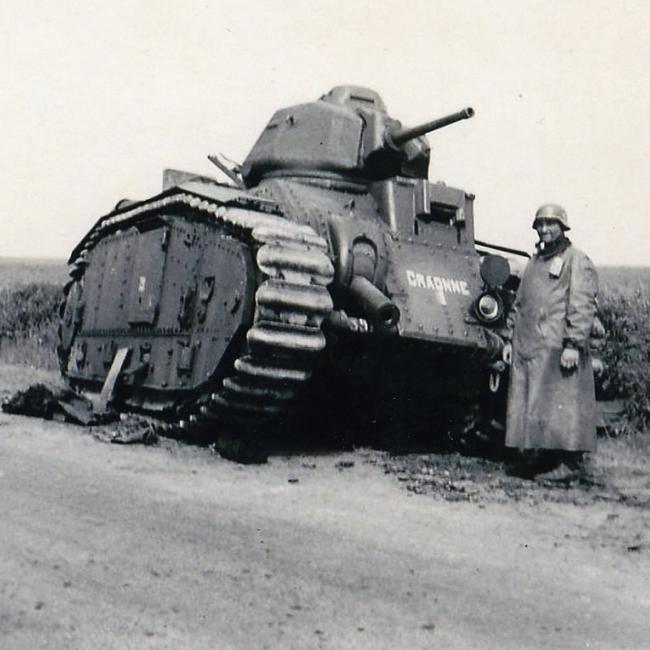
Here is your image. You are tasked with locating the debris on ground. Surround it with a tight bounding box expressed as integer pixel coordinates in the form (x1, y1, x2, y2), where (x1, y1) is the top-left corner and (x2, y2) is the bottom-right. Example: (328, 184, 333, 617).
(107, 415, 160, 446)
(1, 383, 158, 446)
(361, 447, 650, 509)
(1, 383, 117, 425)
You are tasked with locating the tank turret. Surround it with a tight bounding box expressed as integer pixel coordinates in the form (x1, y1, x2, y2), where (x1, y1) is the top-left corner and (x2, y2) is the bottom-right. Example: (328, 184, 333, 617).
(241, 85, 474, 185)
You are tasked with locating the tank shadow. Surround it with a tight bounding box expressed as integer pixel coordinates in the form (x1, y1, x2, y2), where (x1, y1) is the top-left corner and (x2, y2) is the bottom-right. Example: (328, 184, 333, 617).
(192, 371, 513, 465)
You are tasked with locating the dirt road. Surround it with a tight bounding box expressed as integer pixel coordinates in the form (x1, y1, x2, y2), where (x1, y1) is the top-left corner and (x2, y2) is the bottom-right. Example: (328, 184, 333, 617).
(1, 365, 649, 649)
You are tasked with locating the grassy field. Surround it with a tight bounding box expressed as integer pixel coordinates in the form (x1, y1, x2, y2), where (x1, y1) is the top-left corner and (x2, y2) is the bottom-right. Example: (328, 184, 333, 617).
(0, 259, 648, 435)
(599, 266, 650, 295)
(0, 257, 68, 291)
(597, 270, 650, 433)
(0, 258, 67, 369)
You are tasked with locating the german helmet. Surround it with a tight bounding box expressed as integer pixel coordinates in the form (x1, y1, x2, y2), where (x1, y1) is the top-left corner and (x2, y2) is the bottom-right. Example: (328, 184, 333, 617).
(532, 203, 570, 231)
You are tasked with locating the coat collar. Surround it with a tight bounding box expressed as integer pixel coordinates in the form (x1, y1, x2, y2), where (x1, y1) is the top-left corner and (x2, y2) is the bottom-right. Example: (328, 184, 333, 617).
(535, 236, 572, 260)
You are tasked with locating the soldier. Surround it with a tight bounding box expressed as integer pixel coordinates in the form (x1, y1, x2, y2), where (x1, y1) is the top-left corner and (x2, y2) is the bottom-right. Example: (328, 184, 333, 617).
(503, 204, 599, 480)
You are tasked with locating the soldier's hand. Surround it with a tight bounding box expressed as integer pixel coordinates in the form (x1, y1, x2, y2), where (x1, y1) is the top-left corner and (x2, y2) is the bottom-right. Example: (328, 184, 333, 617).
(591, 357, 605, 376)
(560, 347, 579, 370)
(502, 343, 512, 365)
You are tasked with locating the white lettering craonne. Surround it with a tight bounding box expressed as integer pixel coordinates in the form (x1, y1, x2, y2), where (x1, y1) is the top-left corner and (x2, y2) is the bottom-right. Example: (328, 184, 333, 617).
(406, 269, 470, 296)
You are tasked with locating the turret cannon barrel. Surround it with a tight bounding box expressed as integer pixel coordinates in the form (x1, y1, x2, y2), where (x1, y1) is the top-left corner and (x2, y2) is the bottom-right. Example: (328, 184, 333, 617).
(387, 107, 475, 147)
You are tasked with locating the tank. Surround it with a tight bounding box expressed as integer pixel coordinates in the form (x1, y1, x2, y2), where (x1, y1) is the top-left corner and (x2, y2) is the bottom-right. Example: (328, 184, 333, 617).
(58, 86, 527, 455)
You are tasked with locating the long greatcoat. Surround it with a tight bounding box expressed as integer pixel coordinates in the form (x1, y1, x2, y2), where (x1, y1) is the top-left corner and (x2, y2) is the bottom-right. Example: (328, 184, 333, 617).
(505, 243, 599, 451)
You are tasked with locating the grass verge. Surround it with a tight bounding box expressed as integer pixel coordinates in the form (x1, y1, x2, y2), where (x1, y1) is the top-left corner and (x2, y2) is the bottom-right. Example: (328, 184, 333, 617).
(0, 283, 61, 370)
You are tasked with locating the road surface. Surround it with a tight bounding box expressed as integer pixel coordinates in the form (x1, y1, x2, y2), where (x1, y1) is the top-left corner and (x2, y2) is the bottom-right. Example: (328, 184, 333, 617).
(0, 377, 648, 648)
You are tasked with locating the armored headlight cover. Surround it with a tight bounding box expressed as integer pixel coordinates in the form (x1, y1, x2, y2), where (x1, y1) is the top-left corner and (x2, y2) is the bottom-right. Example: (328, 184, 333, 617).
(480, 254, 510, 288)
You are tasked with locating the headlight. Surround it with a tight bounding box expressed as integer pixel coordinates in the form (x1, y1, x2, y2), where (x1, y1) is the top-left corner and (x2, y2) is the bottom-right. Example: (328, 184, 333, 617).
(475, 293, 501, 322)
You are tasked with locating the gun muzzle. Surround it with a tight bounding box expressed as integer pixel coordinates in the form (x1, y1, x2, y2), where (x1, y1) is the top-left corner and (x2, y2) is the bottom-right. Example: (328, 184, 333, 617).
(388, 107, 475, 147)
(348, 276, 400, 329)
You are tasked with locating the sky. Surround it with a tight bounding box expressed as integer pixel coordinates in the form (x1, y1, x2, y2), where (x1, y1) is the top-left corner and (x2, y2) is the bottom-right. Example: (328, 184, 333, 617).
(1, 0, 648, 265)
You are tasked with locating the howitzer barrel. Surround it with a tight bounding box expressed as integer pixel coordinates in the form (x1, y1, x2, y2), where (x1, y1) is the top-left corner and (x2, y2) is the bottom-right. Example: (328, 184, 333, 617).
(388, 107, 475, 147)
(348, 276, 400, 329)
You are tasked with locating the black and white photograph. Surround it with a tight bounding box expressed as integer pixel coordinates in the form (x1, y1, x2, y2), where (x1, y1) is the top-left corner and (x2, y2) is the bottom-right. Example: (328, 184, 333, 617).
(1, 1, 648, 648)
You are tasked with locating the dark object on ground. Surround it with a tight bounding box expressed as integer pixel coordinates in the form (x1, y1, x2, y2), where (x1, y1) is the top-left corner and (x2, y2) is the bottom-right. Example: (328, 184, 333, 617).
(2, 383, 162, 447)
(211, 433, 269, 464)
(2, 383, 116, 426)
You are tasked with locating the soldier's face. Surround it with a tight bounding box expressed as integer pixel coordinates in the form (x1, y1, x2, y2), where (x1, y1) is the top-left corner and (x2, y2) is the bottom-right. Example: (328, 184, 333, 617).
(535, 219, 563, 244)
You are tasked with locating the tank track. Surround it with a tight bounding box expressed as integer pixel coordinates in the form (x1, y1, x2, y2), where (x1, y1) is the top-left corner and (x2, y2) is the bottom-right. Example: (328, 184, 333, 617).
(59, 189, 334, 440)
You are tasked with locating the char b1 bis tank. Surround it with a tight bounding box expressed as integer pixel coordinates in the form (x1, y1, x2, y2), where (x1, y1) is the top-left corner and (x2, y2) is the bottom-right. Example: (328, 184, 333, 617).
(58, 86, 527, 452)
